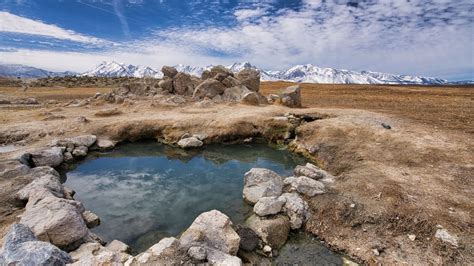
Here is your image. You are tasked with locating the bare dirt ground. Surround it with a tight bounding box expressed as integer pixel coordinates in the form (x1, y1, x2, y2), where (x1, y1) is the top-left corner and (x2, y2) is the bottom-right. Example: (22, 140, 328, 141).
(0, 83, 472, 264)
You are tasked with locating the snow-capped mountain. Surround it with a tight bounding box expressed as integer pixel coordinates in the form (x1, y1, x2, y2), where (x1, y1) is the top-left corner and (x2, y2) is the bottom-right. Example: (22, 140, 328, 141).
(0, 61, 459, 85)
(0, 64, 76, 78)
(82, 61, 161, 78)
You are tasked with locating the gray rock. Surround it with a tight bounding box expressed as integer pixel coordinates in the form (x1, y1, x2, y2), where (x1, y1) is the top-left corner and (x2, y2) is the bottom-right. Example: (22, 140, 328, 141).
(279, 85, 301, 108)
(222, 76, 241, 88)
(278, 193, 309, 229)
(253, 197, 285, 216)
(236, 225, 259, 252)
(173, 72, 194, 95)
(31, 147, 64, 167)
(64, 135, 97, 147)
(206, 248, 242, 266)
(245, 214, 290, 249)
(130, 237, 180, 265)
(82, 210, 100, 228)
(193, 78, 226, 99)
(243, 168, 284, 204)
(223, 85, 248, 102)
(284, 176, 325, 197)
(236, 68, 260, 92)
(63, 152, 74, 162)
(20, 196, 88, 250)
(177, 137, 203, 149)
(95, 138, 115, 150)
(16, 171, 63, 201)
(179, 210, 240, 256)
(241, 91, 260, 106)
(1, 224, 72, 265)
(201, 69, 212, 80)
(209, 65, 233, 79)
(188, 246, 207, 261)
(294, 164, 325, 180)
(72, 146, 88, 157)
(158, 77, 174, 92)
(162, 66, 178, 78)
(267, 94, 280, 104)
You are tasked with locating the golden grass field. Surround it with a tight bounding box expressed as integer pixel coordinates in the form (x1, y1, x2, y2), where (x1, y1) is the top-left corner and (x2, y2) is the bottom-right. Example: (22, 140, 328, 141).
(262, 82, 474, 134)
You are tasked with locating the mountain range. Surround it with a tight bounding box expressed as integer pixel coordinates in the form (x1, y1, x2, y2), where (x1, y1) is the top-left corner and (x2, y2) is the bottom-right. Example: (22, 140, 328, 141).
(0, 61, 467, 85)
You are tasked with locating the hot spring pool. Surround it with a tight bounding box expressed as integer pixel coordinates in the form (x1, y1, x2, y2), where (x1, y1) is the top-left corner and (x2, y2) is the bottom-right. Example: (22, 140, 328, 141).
(65, 142, 306, 252)
(64, 141, 346, 265)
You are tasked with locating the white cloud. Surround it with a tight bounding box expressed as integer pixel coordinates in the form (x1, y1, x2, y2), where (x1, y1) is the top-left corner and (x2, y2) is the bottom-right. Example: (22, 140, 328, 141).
(0, 1, 472, 80)
(0, 11, 109, 45)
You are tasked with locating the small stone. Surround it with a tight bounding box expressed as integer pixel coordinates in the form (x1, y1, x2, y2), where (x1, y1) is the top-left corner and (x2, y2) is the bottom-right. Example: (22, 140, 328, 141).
(177, 137, 203, 149)
(408, 234, 416, 241)
(82, 210, 100, 228)
(381, 123, 392, 130)
(236, 225, 259, 252)
(72, 146, 88, 157)
(188, 246, 207, 261)
(372, 249, 380, 256)
(263, 245, 272, 253)
(96, 138, 115, 150)
(63, 152, 74, 162)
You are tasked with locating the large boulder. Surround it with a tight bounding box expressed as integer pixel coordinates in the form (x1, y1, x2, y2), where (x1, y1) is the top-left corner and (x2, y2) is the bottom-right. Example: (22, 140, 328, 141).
(177, 137, 203, 149)
(19, 196, 89, 250)
(278, 85, 302, 108)
(179, 210, 240, 256)
(236, 68, 260, 92)
(278, 193, 309, 229)
(193, 78, 226, 99)
(158, 77, 174, 92)
(30, 147, 64, 167)
(245, 214, 290, 249)
(209, 65, 233, 79)
(162, 66, 178, 78)
(222, 76, 241, 88)
(223, 85, 248, 102)
(0, 224, 72, 265)
(284, 176, 325, 197)
(0, 160, 30, 179)
(241, 91, 260, 106)
(16, 170, 63, 201)
(243, 168, 284, 204)
(173, 72, 194, 95)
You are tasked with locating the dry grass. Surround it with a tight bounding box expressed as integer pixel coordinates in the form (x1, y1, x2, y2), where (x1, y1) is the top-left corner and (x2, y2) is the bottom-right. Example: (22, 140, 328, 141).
(261, 82, 474, 134)
(0, 87, 112, 102)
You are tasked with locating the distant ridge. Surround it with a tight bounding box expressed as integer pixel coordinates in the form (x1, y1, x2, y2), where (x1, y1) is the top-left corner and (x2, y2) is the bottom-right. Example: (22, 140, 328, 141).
(2, 62, 470, 85)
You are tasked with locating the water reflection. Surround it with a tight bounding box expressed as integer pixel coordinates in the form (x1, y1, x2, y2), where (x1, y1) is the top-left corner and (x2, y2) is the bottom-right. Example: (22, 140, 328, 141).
(65, 142, 306, 253)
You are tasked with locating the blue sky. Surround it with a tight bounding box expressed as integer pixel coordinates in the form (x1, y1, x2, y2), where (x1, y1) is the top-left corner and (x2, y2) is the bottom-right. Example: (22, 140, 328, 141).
(0, 0, 473, 80)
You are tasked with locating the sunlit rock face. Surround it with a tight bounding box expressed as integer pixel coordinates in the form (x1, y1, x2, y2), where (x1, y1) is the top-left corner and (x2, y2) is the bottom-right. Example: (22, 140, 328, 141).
(65, 142, 305, 253)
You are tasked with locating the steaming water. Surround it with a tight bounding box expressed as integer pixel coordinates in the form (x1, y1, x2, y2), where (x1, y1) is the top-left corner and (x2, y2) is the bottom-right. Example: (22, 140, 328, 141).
(65, 142, 345, 264)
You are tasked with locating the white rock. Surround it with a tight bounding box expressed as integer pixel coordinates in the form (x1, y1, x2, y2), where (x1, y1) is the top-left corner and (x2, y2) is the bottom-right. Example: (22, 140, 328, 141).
(64, 135, 97, 147)
(243, 168, 284, 204)
(253, 197, 285, 216)
(435, 229, 458, 247)
(206, 248, 242, 266)
(96, 138, 115, 150)
(284, 176, 325, 196)
(177, 137, 203, 149)
(30, 147, 64, 167)
(179, 210, 240, 256)
(16, 172, 63, 201)
(69, 242, 132, 265)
